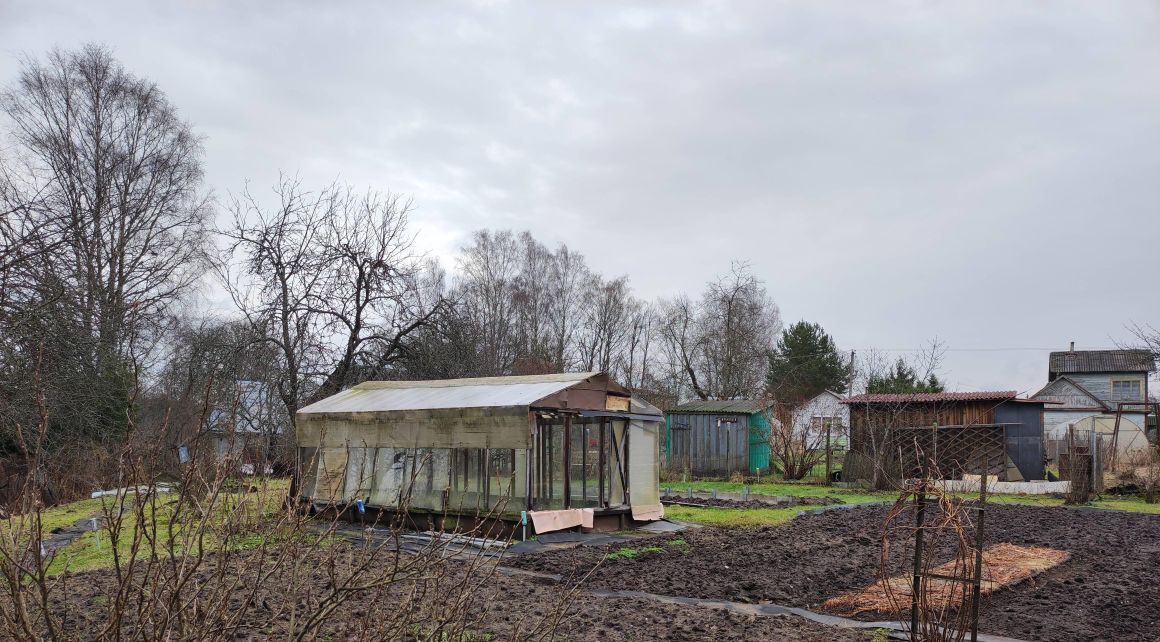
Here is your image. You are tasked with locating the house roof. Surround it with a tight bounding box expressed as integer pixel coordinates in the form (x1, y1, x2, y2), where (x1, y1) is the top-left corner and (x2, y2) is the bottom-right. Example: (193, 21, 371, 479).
(1048, 349, 1154, 375)
(298, 372, 617, 414)
(843, 391, 1018, 404)
(668, 399, 768, 414)
(1030, 376, 1109, 410)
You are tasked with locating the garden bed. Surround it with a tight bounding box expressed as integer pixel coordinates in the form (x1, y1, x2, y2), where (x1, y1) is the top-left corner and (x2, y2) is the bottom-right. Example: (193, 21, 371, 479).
(508, 503, 1160, 641)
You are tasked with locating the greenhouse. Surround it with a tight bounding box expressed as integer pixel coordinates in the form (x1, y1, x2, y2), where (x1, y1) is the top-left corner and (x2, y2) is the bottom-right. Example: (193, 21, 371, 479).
(295, 372, 664, 533)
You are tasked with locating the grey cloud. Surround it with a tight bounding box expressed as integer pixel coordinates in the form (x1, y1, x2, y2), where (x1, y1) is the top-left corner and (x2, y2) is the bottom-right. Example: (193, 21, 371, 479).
(2, 0, 1157, 393)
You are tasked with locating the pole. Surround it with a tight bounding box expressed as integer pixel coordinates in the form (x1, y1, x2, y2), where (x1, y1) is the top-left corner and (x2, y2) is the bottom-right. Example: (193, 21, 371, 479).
(910, 479, 926, 640)
(825, 424, 833, 486)
(1089, 428, 1100, 495)
(970, 451, 988, 642)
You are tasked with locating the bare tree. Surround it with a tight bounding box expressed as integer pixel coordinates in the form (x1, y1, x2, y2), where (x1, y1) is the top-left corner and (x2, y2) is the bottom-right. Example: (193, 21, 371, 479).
(0, 45, 209, 494)
(219, 177, 442, 471)
(546, 244, 590, 371)
(219, 177, 331, 436)
(657, 294, 709, 400)
(576, 275, 635, 374)
(513, 232, 555, 364)
(1, 44, 210, 369)
(621, 301, 655, 390)
(763, 399, 829, 480)
(455, 230, 522, 375)
(657, 263, 780, 400)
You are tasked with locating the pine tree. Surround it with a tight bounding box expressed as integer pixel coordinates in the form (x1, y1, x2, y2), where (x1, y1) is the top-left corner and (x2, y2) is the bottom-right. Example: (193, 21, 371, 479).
(866, 358, 945, 394)
(765, 321, 848, 402)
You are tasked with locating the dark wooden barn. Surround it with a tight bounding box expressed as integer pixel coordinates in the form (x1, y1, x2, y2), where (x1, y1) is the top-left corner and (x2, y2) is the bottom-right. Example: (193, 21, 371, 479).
(664, 400, 772, 476)
(844, 391, 1047, 482)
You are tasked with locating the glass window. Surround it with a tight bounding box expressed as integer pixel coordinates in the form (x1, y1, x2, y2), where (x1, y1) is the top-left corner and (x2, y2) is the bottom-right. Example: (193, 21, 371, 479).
(1111, 379, 1142, 401)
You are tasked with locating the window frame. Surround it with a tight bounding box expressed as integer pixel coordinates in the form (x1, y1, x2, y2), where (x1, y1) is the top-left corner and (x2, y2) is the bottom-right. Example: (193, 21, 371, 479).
(1110, 378, 1143, 402)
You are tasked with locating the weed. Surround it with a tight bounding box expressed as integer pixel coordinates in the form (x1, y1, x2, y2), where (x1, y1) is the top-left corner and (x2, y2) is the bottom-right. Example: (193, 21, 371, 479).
(605, 547, 639, 560)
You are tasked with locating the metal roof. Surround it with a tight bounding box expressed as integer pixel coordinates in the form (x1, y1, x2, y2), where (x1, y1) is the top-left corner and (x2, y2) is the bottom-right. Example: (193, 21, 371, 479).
(298, 372, 600, 414)
(843, 391, 1018, 404)
(668, 399, 768, 414)
(1048, 349, 1154, 374)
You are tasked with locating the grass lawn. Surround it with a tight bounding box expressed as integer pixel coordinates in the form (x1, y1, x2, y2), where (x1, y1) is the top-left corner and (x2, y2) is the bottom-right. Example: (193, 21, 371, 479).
(661, 479, 887, 505)
(1, 478, 294, 575)
(664, 504, 805, 527)
(660, 480, 1160, 526)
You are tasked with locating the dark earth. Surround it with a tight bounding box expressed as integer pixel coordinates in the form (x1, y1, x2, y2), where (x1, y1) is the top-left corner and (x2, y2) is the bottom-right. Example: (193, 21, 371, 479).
(42, 545, 861, 641)
(508, 503, 1160, 642)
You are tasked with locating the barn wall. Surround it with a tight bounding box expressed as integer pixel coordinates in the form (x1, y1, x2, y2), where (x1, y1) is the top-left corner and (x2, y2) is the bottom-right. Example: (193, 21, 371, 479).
(747, 412, 772, 474)
(993, 402, 1045, 480)
(665, 412, 751, 476)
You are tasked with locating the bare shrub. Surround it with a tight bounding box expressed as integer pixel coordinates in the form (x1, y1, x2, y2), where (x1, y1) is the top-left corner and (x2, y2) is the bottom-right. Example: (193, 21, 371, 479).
(877, 456, 979, 642)
(0, 381, 570, 640)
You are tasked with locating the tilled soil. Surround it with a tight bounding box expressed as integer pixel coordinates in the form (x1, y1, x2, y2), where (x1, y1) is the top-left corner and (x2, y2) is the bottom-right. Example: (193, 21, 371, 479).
(493, 589, 864, 641)
(508, 503, 1160, 642)
(38, 545, 860, 641)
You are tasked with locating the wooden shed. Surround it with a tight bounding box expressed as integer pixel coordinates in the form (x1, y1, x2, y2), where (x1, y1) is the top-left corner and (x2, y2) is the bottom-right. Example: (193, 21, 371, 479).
(294, 372, 664, 534)
(844, 391, 1047, 482)
(664, 400, 772, 476)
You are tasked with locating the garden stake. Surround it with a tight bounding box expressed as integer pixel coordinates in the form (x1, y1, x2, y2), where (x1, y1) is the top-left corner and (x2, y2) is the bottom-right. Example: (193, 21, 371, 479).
(910, 478, 926, 640)
(970, 451, 988, 642)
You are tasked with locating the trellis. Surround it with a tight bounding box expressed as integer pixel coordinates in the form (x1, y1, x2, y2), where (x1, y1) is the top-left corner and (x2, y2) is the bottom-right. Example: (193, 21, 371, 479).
(890, 425, 1009, 481)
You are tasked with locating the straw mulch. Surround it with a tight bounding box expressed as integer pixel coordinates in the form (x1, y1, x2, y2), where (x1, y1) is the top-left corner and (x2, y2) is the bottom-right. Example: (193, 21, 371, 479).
(822, 543, 1070, 616)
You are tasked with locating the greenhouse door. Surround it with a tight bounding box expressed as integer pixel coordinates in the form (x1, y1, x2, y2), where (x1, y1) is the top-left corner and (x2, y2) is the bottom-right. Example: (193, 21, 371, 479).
(532, 415, 628, 510)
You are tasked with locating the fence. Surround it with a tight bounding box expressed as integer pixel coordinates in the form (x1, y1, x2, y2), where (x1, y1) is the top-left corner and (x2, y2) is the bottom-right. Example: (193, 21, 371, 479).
(1048, 428, 1111, 498)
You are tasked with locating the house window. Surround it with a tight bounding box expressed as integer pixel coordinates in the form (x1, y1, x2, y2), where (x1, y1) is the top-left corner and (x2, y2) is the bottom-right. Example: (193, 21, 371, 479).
(1111, 379, 1142, 401)
(810, 416, 842, 431)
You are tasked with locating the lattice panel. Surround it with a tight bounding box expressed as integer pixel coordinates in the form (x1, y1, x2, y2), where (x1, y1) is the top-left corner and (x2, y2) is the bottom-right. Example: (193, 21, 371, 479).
(890, 426, 1007, 481)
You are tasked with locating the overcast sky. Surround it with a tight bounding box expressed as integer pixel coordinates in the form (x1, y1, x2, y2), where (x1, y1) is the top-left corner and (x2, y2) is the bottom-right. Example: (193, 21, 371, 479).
(3, 1, 1158, 394)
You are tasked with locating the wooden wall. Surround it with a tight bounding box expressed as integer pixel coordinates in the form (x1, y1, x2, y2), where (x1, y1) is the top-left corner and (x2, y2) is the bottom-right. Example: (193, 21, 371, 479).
(666, 412, 752, 476)
(849, 400, 998, 437)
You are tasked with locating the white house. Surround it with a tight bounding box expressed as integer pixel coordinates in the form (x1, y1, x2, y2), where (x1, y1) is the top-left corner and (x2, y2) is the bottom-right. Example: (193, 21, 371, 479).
(1031, 348, 1155, 464)
(794, 390, 850, 449)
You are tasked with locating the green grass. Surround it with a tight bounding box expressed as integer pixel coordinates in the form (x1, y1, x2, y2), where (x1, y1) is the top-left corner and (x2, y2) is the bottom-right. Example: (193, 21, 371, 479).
(661, 480, 1160, 527)
(967, 492, 1160, 514)
(6, 479, 294, 575)
(605, 546, 640, 560)
(664, 504, 804, 528)
(664, 479, 886, 505)
(31, 497, 109, 532)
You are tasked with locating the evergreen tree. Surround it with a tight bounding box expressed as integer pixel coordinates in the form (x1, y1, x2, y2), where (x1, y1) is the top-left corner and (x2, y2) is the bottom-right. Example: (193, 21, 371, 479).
(866, 358, 945, 394)
(765, 321, 848, 402)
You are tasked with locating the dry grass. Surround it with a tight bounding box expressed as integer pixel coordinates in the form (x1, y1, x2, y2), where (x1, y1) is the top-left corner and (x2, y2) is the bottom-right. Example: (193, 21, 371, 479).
(823, 543, 1070, 616)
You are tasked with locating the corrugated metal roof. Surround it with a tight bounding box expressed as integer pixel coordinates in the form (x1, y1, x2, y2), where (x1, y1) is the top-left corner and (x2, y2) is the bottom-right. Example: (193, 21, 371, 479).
(1048, 349, 1154, 374)
(668, 399, 768, 414)
(298, 372, 599, 414)
(844, 391, 1018, 404)
(631, 396, 664, 417)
